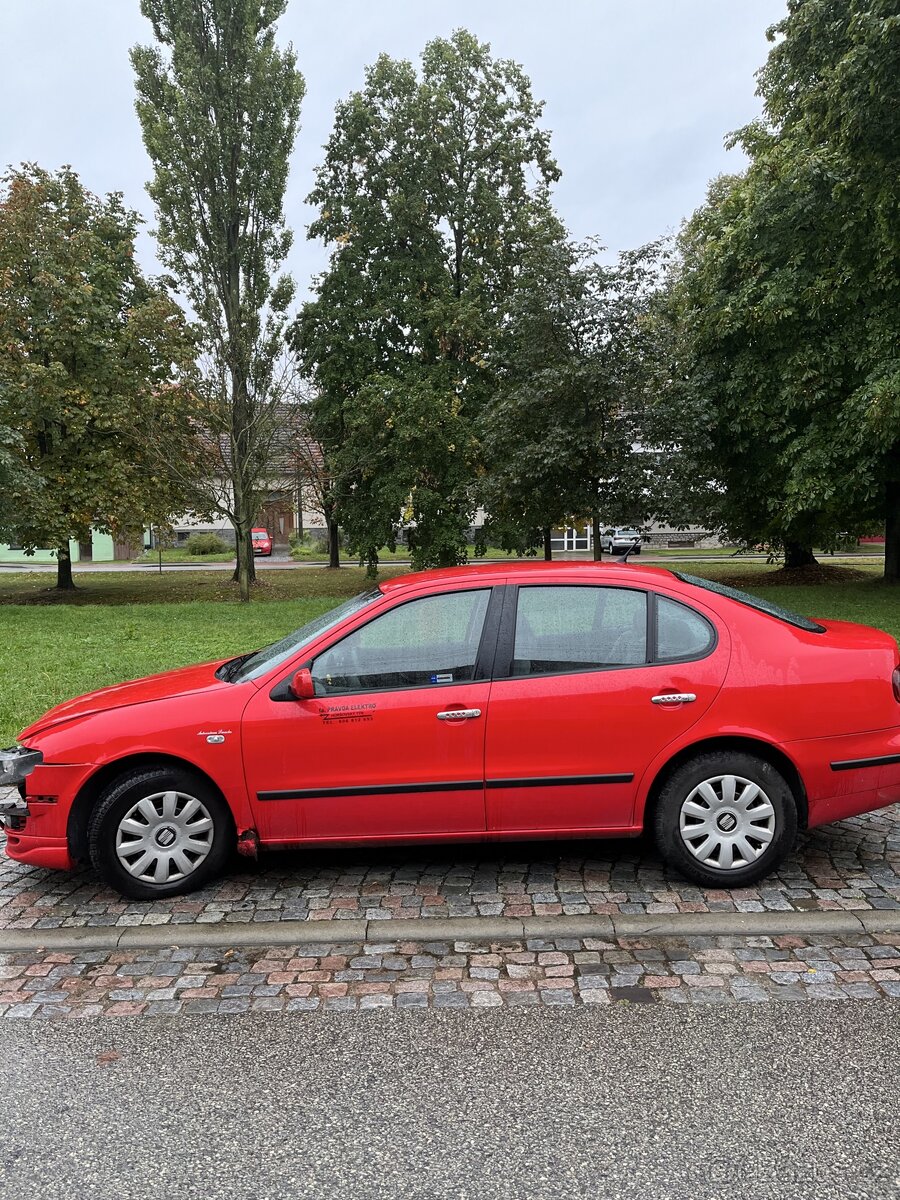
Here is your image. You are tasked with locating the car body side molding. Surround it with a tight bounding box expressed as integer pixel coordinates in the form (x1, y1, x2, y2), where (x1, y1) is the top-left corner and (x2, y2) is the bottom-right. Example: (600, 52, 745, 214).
(257, 773, 635, 802)
(257, 780, 483, 801)
(485, 774, 634, 788)
(829, 752, 900, 772)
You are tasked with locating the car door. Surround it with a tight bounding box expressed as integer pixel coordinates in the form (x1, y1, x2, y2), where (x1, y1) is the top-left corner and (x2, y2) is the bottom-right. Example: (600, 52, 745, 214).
(484, 583, 729, 834)
(242, 586, 501, 844)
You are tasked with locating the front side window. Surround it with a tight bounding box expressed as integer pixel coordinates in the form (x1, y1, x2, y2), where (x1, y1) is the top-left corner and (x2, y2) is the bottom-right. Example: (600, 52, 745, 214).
(512, 586, 647, 676)
(230, 590, 381, 682)
(312, 589, 491, 694)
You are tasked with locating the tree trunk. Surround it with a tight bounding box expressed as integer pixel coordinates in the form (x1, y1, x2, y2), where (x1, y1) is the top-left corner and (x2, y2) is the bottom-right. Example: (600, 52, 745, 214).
(56, 544, 75, 590)
(783, 540, 817, 569)
(592, 511, 602, 561)
(543, 527, 552, 561)
(326, 513, 340, 569)
(884, 478, 900, 583)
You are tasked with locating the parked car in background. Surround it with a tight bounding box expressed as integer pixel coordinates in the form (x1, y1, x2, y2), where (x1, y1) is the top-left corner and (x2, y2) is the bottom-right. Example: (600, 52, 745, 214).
(251, 528, 273, 556)
(600, 528, 643, 555)
(4, 562, 900, 900)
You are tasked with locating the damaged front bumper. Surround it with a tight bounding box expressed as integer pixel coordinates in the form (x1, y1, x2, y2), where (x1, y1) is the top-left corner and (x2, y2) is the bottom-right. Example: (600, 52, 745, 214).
(0, 747, 43, 818)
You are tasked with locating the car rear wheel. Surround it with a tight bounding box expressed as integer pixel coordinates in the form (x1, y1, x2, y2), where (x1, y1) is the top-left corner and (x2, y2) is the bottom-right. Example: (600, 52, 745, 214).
(88, 767, 233, 899)
(654, 752, 797, 887)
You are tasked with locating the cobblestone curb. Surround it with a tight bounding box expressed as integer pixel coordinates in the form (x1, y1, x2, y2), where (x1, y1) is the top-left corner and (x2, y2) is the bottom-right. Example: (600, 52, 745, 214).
(1, 931, 897, 1019)
(2, 906, 899, 954)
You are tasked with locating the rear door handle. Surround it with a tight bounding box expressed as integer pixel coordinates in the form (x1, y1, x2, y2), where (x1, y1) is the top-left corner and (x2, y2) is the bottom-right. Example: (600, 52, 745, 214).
(651, 693, 697, 705)
(437, 708, 482, 721)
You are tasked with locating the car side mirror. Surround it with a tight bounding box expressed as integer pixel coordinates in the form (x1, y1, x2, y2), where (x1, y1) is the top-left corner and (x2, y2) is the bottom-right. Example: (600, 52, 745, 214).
(289, 668, 315, 700)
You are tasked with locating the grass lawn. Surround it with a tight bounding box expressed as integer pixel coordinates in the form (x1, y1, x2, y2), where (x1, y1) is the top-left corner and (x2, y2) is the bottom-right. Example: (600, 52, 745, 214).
(0, 567, 404, 740)
(0, 558, 897, 744)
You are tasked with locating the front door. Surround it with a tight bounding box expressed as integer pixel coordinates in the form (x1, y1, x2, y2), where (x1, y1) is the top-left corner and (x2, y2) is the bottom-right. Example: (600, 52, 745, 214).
(242, 587, 498, 843)
(484, 583, 728, 834)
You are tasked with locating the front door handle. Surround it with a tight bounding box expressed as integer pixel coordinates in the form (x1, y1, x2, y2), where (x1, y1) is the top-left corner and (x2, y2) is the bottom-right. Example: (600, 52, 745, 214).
(651, 693, 697, 705)
(436, 708, 482, 721)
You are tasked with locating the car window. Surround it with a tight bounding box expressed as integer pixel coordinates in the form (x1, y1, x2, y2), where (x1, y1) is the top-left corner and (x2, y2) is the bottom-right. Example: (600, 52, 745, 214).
(312, 589, 491, 694)
(656, 596, 715, 660)
(674, 572, 825, 633)
(230, 590, 382, 682)
(512, 586, 647, 676)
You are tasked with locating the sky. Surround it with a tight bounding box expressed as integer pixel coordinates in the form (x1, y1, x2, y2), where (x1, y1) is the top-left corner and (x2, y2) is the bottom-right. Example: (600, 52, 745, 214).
(0, 1, 788, 295)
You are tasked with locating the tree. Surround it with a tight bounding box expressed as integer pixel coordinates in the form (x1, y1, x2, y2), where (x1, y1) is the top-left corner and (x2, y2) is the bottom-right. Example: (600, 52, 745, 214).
(661, 0, 900, 572)
(132, 0, 305, 600)
(0, 165, 201, 589)
(481, 237, 668, 559)
(293, 30, 560, 571)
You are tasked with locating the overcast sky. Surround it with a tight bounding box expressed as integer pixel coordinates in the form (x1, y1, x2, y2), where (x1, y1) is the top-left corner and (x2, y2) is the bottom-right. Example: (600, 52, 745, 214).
(0, 1, 787, 294)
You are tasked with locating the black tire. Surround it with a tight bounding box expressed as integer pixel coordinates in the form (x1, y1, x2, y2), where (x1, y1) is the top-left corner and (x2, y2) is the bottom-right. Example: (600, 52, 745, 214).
(88, 766, 233, 900)
(653, 751, 797, 887)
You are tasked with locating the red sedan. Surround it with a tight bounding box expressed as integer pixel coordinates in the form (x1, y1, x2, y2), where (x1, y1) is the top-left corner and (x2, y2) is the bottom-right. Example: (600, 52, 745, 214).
(3, 562, 899, 899)
(251, 528, 273, 556)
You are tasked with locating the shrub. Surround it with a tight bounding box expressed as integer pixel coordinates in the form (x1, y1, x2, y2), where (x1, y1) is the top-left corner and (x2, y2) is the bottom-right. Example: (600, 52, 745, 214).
(185, 532, 230, 556)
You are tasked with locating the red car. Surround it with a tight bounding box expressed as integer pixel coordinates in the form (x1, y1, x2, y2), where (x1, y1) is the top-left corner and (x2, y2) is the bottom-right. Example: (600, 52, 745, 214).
(251, 528, 272, 556)
(3, 562, 900, 900)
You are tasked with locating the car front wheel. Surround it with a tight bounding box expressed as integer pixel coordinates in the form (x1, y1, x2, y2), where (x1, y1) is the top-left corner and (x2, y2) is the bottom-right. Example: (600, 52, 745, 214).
(653, 752, 797, 887)
(88, 766, 233, 899)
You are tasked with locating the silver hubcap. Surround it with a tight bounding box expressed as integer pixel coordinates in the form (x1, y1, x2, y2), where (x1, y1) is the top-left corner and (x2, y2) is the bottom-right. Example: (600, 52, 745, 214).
(678, 774, 776, 871)
(115, 790, 214, 885)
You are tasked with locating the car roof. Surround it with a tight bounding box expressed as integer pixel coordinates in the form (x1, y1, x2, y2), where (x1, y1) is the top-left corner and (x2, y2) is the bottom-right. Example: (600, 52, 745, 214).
(378, 560, 677, 594)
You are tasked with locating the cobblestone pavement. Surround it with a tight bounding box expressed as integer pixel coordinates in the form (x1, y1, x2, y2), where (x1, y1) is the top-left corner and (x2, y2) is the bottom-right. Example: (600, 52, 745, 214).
(1, 806, 897, 931)
(1, 931, 898, 1019)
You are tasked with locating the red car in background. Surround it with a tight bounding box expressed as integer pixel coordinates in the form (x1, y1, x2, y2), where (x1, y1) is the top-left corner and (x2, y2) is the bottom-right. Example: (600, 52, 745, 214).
(251, 528, 273, 556)
(3, 562, 900, 899)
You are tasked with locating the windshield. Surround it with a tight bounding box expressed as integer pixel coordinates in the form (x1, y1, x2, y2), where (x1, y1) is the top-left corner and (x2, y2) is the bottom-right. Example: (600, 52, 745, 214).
(229, 589, 382, 683)
(674, 573, 825, 633)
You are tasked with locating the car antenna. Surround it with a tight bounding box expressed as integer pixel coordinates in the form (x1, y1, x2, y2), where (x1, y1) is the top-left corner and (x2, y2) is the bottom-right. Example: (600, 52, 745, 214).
(621, 535, 641, 564)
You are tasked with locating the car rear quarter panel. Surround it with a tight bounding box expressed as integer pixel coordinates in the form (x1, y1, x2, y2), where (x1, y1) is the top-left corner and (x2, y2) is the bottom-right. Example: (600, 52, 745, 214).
(634, 590, 900, 828)
(685, 605, 900, 742)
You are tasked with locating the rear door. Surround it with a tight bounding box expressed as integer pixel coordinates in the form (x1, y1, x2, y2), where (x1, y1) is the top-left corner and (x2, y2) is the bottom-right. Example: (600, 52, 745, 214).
(484, 583, 729, 834)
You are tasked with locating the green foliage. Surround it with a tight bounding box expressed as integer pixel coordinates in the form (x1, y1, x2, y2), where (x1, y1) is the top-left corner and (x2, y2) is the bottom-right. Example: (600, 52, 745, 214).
(294, 29, 561, 571)
(132, 0, 305, 599)
(0, 164, 201, 579)
(481, 236, 668, 552)
(185, 531, 230, 555)
(660, 0, 900, 572)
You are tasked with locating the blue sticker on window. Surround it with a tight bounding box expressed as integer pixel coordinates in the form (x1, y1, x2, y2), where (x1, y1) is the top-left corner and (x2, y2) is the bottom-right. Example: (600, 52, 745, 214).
(431, 672, 453, 684)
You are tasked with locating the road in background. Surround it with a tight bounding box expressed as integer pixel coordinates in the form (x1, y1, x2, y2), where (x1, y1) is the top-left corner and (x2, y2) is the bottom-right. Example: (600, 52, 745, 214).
(0, 553, 886, 573)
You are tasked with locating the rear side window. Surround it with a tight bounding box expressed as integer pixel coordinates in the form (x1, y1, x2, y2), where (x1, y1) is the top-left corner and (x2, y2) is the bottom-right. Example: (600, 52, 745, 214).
(656, 596, 715, 661)
(674, 573, 825, 633)
(512, 586, 647, 676)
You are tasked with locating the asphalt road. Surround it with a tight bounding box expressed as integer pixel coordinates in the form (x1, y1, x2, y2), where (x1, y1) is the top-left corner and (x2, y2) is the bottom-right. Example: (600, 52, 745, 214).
(2, 1002, 898, 1200)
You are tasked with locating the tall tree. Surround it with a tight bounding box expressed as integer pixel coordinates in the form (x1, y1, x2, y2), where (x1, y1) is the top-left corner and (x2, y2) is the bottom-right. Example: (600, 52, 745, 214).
(132, 0, 305, 599)
(481, 237, 667, 559)
(293, 30, 560, 571)
(0, 165, 200, 589)
(661, 0, 899, 572)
